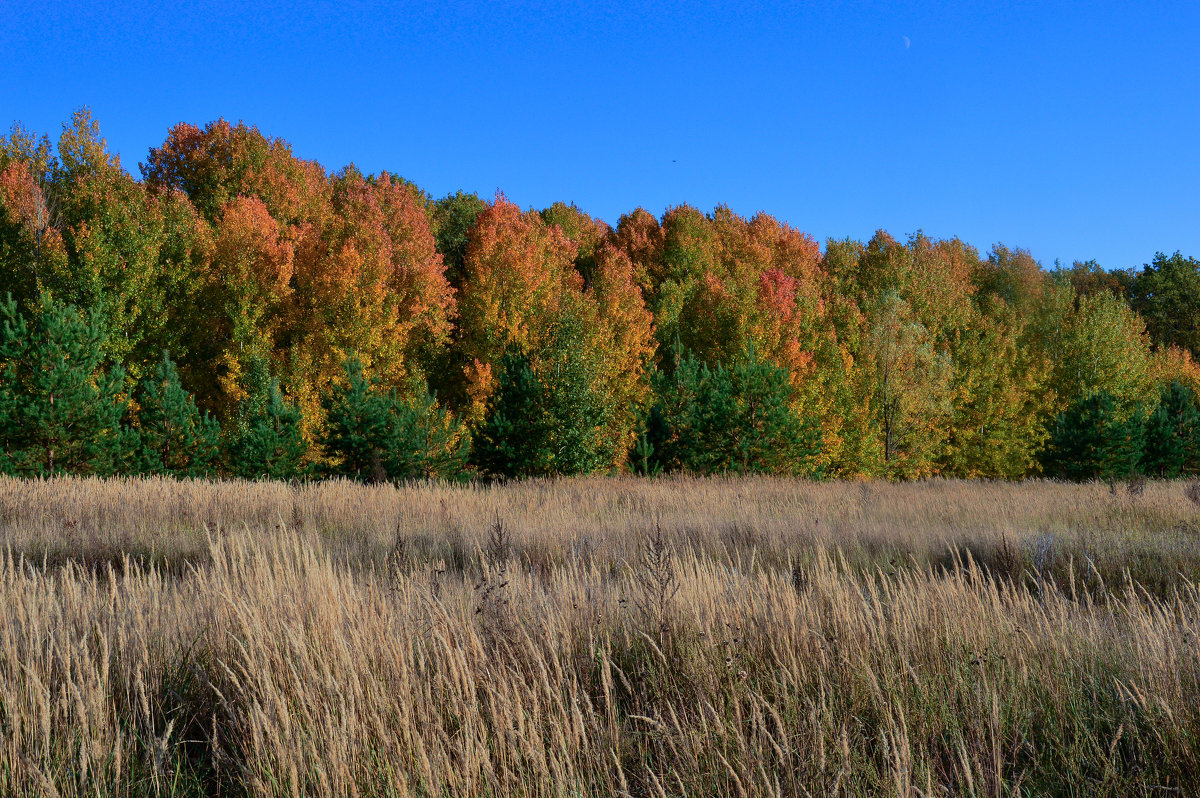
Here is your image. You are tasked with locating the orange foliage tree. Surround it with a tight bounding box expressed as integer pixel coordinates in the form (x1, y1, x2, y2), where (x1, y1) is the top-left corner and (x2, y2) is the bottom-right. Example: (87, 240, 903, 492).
(206, 195, 295, 417)
(455, 194, 581, 417)
(454, 195, 653, 466)
(284, 170, 453, 429)
(142, 119, 330, 228)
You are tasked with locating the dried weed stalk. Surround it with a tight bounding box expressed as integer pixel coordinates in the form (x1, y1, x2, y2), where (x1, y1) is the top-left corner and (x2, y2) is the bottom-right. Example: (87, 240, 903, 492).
(635, 524, 679, 649)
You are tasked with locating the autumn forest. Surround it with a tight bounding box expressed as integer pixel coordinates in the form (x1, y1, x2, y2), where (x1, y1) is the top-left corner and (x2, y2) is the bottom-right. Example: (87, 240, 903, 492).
(3, 110, 1199, 482)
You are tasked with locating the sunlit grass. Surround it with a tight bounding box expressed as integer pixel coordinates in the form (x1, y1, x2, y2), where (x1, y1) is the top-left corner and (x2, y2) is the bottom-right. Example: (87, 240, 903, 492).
(1, 475, 1198, 795)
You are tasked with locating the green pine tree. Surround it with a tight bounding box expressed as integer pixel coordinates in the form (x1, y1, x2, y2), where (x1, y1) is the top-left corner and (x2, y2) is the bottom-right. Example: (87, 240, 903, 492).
(320, 355, 394, 482)
(321, 355, 471, 483)
(136, 350, 221, 477)
(1142, 381, 1200, 478)
(643, 341, 705, 472)
(387, 381, 471, 481)
(0, 292, 128, 476)
(228, 379, 308, 480)
(719, 344, 822, 475)
(644, 341, 820, 476)
(631, 403, 661, 477)
(1043, 391, 1145, 480)
(473, 352, 552, 478)
(472, 311, 620, 479)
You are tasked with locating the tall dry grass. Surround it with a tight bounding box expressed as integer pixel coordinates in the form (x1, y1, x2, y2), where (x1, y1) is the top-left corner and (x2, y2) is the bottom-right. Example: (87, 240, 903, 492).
(2, 475, 1199, 795)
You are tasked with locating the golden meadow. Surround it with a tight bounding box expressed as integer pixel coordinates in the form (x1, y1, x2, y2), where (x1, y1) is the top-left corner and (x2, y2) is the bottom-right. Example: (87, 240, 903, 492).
(2, 475, 1199, 796)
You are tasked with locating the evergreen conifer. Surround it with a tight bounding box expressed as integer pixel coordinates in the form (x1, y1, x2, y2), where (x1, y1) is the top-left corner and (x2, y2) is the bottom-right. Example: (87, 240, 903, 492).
(387, 382, 471, 480)
(228, 378, 308, 480)
(0, 293, 127, 476)
(473, 352, 551, 478)
(1044, 391, 1144, 480)
(136, 350, 221, 477)
(320, 355, 393, 482)
(1142, 381, 1200, 477)
(645, 341, 820, 475)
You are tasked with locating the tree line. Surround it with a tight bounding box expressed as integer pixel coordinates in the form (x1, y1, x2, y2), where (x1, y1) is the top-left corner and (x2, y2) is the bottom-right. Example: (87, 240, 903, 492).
(2, 111, 1200, 482)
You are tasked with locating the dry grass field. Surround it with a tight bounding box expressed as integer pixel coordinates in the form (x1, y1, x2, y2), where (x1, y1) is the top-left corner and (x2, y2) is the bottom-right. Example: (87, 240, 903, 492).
(2, 475, 1200, 796)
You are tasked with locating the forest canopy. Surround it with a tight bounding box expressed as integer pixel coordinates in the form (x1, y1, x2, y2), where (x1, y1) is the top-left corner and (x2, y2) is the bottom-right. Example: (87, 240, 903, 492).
(3, 111, 1200, 481)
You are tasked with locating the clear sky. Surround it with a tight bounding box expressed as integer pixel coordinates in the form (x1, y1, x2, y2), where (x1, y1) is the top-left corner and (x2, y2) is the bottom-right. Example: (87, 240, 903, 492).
(2, 0, 1197, 269)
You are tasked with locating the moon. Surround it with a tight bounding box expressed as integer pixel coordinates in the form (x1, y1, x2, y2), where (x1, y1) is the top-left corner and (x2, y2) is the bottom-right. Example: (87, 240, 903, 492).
(903, 35, 911, 49)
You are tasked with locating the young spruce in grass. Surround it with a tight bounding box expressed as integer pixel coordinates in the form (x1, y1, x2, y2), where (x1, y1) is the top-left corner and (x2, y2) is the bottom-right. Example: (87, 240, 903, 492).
(475, 517, 514, 652)
(1142, 379, 1200, 477)
(474, 311, 623, 479)
(386, 381, 471, 481)
(1043, 390, 1145, 480)
(319, 354, 392, 483)
(635, 524, 679, 651)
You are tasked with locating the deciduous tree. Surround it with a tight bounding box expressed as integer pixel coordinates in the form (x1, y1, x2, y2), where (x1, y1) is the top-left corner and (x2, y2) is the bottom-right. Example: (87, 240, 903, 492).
(455, 194, 579, 419)
(865, 293, 953, 479)
(1129, 251, 1200, 359)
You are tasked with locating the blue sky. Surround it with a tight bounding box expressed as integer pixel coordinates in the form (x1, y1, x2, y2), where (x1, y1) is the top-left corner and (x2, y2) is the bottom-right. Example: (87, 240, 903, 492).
(2, 0, 1197, 269)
